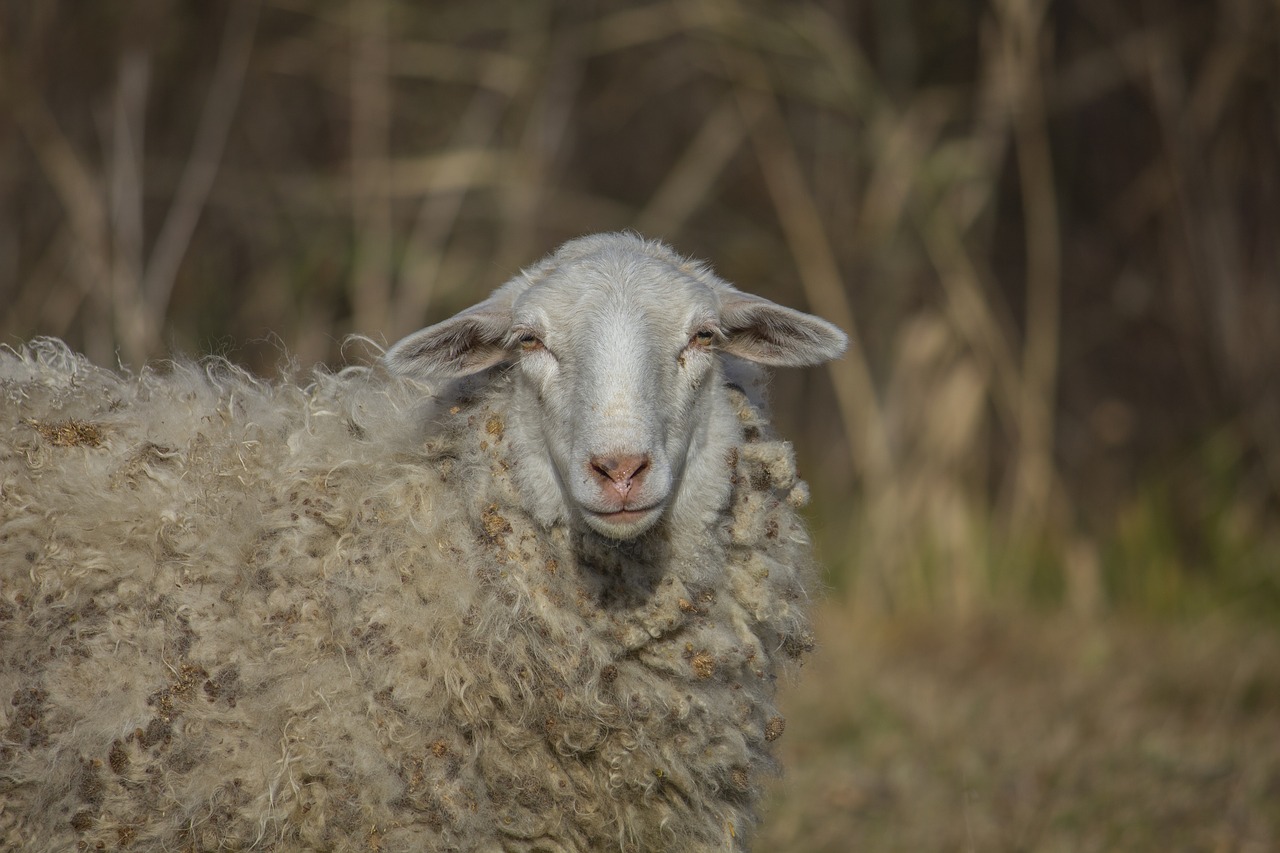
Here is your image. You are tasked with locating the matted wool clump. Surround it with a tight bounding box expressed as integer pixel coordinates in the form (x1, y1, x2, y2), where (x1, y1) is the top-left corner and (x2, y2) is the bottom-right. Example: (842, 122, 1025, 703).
(0, 233, 843, 852)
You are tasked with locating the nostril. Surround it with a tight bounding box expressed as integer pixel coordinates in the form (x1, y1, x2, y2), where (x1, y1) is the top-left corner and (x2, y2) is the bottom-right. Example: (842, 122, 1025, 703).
(589, 454, 651, 490)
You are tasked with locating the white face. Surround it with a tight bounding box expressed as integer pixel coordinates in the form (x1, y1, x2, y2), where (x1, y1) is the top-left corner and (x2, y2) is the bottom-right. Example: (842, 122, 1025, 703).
(505, 259, 723, 538)
(383, 233, 847, 541)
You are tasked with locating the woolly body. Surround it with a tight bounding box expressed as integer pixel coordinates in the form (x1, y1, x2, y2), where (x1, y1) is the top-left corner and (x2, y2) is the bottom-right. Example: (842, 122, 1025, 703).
(0, 237, 836, 852)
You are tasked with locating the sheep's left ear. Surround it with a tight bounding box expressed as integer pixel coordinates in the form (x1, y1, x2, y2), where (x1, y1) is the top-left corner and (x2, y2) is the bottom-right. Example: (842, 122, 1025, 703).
(384, 283, 521, 379)
(717, 290, 848, 367)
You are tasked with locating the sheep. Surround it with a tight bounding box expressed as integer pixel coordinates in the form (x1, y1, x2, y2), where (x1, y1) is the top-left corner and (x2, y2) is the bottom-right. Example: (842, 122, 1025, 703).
(0, 232, 847, 852)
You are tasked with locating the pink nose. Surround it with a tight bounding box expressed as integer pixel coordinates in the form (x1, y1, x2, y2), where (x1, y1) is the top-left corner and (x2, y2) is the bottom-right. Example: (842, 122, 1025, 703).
(589, 454, 650, 499)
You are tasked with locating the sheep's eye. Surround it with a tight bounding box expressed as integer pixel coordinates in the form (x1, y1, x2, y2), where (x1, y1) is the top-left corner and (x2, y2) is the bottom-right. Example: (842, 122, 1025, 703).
(690, 329, 716, 348)
(518, 333, 543, 352)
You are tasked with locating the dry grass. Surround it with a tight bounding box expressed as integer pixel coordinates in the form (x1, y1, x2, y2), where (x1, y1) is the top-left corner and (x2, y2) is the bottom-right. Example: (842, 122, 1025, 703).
(762, 603, 1280, 852)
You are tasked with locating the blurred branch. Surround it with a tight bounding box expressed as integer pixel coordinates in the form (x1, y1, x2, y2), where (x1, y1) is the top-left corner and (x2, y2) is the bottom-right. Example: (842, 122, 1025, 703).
(744, 100, 894, 489)
(1133, 2, 1280, 500)
(496, 11, 583, 273)
(585, 2, 708, 54)
(393, 84, 511, 337)
(4, 67, 114, 362)
(142, 0, 260, 352)
(855, 93, 952, 249)
(634, 94, 752, 237)
(920, 212, 1022, 433)
(5, 78, 110, 280)
(6, 227, 91, 344)
(994, 0, 1064, 538)
(4, 0, 263, 364)
(392, 43, 528, 96)
(109, 51, 151, 367)
(702, 0, 893, 491)
(349, 0, 392, 336)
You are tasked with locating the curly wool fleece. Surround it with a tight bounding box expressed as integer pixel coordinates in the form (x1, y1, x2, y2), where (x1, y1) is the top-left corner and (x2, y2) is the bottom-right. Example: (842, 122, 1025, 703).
(0, 340, 817, 852)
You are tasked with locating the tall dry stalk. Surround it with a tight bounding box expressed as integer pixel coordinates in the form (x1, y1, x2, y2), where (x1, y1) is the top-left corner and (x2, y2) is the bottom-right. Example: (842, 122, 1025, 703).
(700, 0, 893, 495)
(349, 0, 393, 338)
(4, 1, 257, 366)
(141, 0, 258, 351)
(994, 0, 1064, 541)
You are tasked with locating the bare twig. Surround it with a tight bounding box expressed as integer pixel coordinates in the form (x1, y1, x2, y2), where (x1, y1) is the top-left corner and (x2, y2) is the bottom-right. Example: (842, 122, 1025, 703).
(6, 83, 110, 283)
(994, 0, 1063, 538)
(5, 75, 115, 363)
(393, 84, 510, 337)
(8, 227, 87, 341)
(742, 95, 894, 490)
(855, 92, 952, 249)
(109, 50, 152, 367)
(142, 0, 260, 351)
(634, 94, 753, 237)
(920, 211, 1022, 434)
(585, 2, 718, 54)
(496, 14, 582, 273)
(391, 43, 528, 96)
(349, 0, 392, 337)
(701, 0, 892, 491)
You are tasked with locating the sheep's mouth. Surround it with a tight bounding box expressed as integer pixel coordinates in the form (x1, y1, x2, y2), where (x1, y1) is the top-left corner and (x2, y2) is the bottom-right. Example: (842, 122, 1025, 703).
(590, 506, 660, 525)
(583, 503, 664, 538)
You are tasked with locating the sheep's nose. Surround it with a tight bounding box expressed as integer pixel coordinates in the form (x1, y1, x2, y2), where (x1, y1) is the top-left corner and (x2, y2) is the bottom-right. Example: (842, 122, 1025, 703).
(589, 454, 650, 498)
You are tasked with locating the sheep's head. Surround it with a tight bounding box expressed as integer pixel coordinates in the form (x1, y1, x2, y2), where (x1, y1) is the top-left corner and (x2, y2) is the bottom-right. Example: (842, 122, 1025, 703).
(385, 233, 846, 540)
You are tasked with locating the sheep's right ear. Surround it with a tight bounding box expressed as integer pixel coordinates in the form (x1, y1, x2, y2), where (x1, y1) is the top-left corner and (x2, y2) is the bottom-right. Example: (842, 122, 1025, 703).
(384, 287, 518, 379)
(717, 290, 848, 367)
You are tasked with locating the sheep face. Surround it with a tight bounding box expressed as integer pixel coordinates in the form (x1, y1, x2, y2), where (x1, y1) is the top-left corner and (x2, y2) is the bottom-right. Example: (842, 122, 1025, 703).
(385, 232, 846, 540)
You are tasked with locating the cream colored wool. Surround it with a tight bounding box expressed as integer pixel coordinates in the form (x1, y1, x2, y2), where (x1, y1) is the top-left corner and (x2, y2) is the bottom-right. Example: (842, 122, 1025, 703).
(0, 338, 816, 852)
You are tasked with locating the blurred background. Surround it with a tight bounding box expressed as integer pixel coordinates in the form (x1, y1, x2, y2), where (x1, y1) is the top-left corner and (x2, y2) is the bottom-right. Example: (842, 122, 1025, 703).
(3, 0, 1279, 848)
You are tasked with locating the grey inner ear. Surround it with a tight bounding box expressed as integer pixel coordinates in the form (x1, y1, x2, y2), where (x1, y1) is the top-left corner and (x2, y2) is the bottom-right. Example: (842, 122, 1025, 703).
(719, 299, 848, 368)
(385, 314, 513, 379)
(385, 277, 533, 380)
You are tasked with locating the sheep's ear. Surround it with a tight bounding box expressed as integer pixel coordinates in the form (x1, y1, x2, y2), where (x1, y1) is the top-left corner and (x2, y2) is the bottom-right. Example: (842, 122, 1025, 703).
(717, 291, 848, 367)
(384, 289, 517, 379)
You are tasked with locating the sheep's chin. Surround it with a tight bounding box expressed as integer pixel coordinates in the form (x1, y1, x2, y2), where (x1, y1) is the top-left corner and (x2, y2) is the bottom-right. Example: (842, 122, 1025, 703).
(581, 505, 665, 540)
